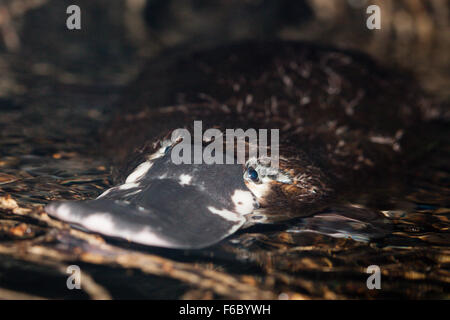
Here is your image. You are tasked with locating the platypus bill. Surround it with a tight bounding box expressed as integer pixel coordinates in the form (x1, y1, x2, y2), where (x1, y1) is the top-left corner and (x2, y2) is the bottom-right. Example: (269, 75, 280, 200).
(45, 41, 437, 249)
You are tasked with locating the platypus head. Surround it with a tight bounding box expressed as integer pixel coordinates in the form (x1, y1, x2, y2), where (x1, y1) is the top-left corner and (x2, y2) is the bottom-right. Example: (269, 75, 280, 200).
(242, 153, 331, 224)
(46, 133, 332, 249)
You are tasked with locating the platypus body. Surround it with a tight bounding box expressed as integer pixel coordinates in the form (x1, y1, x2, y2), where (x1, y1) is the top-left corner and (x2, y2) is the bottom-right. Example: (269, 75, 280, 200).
(46, 41, 437, 249)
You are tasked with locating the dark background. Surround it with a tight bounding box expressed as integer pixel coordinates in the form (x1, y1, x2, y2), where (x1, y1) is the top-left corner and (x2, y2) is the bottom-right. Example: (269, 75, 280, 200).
(0, 0, 448, 99)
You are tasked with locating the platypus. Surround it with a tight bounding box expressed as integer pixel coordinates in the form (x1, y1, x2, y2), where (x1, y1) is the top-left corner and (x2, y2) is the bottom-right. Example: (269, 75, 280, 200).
(45, 41, 438, 249)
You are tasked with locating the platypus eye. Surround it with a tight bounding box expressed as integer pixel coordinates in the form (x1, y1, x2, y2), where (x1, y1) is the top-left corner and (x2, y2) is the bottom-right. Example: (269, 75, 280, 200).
(247, 167, 259, 182)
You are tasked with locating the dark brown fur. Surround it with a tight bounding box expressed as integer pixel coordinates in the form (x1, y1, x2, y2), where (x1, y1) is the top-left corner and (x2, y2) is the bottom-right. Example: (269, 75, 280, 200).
(101, 40, 439, 221)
